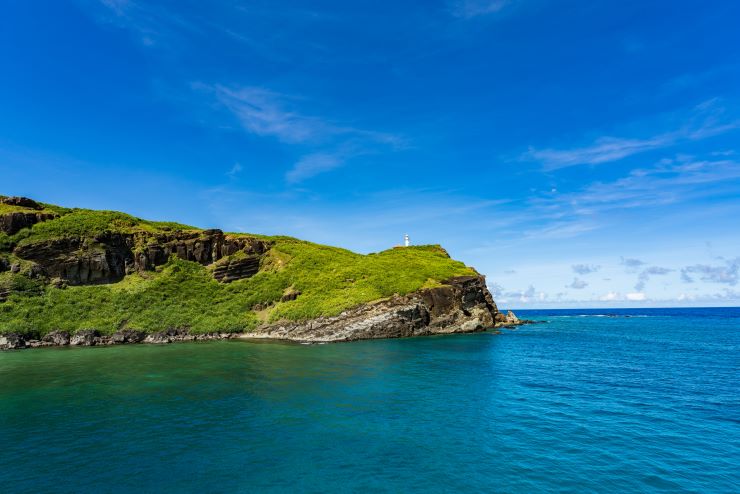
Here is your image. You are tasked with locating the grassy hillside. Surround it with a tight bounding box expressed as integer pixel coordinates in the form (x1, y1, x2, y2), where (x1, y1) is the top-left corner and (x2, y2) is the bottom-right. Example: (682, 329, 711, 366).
(0, 199, 476, 336)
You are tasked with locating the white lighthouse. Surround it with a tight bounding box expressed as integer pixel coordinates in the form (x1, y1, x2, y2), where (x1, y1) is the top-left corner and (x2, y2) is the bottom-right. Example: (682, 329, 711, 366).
(404, 233, 410, 247)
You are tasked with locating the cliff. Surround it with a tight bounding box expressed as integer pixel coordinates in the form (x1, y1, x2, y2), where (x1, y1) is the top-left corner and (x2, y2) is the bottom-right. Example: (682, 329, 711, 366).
(0, 196, 525, 349)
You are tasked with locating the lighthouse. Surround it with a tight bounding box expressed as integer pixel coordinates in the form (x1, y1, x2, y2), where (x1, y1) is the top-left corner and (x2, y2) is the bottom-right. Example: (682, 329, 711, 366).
(404, 233, 410, 247)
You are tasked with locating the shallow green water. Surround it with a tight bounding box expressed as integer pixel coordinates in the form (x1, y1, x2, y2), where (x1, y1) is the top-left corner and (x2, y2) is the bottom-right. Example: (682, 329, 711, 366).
(1, 308, 738, 492)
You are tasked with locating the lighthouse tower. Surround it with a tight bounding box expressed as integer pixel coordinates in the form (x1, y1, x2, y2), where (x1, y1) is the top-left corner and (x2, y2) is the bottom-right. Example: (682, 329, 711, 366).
(404, 233, 410, 247)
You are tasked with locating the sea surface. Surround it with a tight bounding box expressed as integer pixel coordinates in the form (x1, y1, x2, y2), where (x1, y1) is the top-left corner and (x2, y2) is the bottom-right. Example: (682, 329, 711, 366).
(1, 307, 738, 493)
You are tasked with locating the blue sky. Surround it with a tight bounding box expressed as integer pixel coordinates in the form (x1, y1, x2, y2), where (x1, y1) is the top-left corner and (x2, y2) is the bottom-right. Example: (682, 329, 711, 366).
(2, 0, 740, 308)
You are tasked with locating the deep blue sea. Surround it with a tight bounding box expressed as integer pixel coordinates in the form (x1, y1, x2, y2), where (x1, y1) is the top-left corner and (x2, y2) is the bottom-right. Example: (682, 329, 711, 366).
(1, 307, 738, 493)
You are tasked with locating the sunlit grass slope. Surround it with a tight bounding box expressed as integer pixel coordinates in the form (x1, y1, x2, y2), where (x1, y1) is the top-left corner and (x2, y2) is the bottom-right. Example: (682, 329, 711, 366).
(0, 200, 476, 336)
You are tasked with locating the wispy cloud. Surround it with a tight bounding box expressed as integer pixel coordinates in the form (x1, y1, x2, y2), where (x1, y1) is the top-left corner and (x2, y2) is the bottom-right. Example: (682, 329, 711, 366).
(193, 83, 403, 182)
(681, 258, 739, 285)
(567, 278, 588, 289)
(226, 162, 243, 179)
(93, 0, 201, 46)
(525, 100, 740, 170)
(621, 257, 646, 272)
(201, 85, 333, 144)
(99, 0, 129, 16)
(522, 219, 599, 239)
(572, 263, 600, 275)
(488, 282, 504, 298)
(531, 155, 740, 221)
(634, 266, 673, 291)
(450, 0, 510, 19)
(286, 153, 344, 183)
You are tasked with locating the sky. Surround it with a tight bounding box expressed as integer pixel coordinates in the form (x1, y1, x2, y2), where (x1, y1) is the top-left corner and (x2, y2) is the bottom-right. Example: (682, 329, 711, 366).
(1, 0, 740, 308)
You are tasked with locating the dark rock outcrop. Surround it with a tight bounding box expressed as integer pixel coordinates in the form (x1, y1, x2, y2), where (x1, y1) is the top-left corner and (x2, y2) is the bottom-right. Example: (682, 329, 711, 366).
(15, 236, 130, 285)
(1, 197, 43, 210)
(0, 196, 57, 234)
(110, 329, 146, 344)
(133, 230, 269, 272)
(0, 212, 58, 235)
(42, 331, 71, 346)
(246, 275, 503, 343)
(70, 329, 100, 346)
(0, 332, 27, 349)
(12, 230, 272, 286)
(212, 255, 261, 283)
(280, 289, 302, 302)
(144, 328, 189, 344)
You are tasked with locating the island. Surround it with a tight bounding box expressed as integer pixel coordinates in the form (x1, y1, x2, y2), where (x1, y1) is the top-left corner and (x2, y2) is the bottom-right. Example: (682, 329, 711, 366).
(0, 196, 526, 349)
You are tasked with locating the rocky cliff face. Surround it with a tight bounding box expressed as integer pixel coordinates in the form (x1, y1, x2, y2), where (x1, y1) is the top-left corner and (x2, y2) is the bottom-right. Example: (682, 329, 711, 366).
(11, 229, 271, 285)
(0, 211, 58, 235)
(247, 275, 501, 342)
(0, 196, 58, 235)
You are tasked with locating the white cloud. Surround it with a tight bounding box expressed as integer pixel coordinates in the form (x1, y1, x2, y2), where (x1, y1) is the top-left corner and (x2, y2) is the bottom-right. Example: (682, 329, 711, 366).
(286, 153, 344, 183)
(621, 257, 645, 272)
(487, 282, 504, 298)
(527, 135, 674, 170)
(205, 85, 331, 144)
(93, 0, 200, 46)
(524, 155, 740, 233)
(600, 291, 620, 301)
(572, 263, 600, 275)
(522, 220, 598, 240)
(190, 84, 403, 183)
(681, 258, 739, 285)
(226, 163, 243, 179)
(635, 266, 673, 291)
(524, 100, 740, 170)
(567, 278, 588, 289)
(626, 292, 647, 301)
(502, 285, 537, 303)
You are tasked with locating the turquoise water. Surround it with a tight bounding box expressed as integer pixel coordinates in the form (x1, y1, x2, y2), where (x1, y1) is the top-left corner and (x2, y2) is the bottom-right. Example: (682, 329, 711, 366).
(1, 308, 738, 493)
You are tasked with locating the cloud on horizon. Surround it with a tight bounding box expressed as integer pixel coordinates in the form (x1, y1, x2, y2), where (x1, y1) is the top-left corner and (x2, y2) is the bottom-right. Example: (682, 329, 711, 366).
(681, 258, 739, 285)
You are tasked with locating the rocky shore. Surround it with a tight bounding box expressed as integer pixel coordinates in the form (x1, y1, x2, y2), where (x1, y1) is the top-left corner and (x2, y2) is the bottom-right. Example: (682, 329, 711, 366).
(245, 275, 531, 343)
(0, 275, 532, 350)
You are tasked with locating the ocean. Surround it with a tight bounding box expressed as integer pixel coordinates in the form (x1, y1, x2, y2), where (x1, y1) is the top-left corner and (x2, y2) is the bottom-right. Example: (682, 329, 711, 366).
(1, 307, 738, 493)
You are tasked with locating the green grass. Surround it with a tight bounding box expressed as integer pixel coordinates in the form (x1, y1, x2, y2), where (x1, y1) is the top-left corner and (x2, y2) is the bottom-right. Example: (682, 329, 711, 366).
(0, 199, 477, 336)
(13, 209, 196, 247)
(0, 196, 66, 216)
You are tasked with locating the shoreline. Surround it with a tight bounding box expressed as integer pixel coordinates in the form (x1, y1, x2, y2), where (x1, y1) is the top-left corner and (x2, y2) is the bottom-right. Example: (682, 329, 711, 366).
(0, 320, 536, 351)
(1, 274, 533, 351)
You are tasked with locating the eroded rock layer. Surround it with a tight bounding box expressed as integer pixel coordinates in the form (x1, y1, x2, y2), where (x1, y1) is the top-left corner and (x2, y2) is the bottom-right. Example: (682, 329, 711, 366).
(12, 230, 272, 285)
(246, 275, 502, 342)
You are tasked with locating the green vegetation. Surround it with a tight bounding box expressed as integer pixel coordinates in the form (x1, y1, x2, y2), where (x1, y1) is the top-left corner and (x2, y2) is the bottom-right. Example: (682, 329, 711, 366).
(0, 198, 195, 251)
(14, 209, 196, 247)
(0, 196, 69, 216)
(0, 198, 476, 336)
